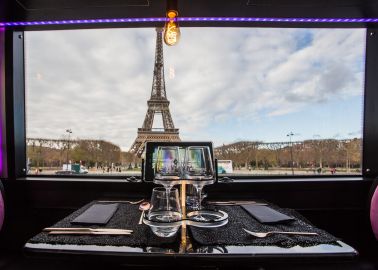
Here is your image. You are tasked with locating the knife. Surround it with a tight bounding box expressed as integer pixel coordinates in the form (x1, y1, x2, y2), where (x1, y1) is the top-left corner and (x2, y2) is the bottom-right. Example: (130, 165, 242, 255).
(48, 231, 132, 235)
(206, 201, 267, 206)
(44, 227, 133, 233)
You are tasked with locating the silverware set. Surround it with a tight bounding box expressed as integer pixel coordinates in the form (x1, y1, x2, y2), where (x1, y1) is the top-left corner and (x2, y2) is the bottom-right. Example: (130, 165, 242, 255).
(44, 199, 147, 236)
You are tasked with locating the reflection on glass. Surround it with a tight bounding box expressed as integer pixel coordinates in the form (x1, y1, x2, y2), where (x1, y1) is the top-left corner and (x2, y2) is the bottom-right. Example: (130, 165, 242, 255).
(195, 246, 228, 254)
(155, 146, 182, 213)
(155, 146, 181, 180)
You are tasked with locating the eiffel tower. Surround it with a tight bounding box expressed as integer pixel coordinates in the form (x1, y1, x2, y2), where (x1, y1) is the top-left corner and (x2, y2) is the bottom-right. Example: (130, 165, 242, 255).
(129, 28, 181, 157)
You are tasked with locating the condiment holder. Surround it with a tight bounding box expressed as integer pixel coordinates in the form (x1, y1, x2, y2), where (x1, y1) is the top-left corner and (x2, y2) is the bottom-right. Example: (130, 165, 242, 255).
(143, 209, 228, 234)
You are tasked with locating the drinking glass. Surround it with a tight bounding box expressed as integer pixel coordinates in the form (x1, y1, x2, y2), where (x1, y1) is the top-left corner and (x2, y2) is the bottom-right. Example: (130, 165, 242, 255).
(146, 187, 182, 237)
(184, 146, 215, 218)
(154, 146, 182, 210)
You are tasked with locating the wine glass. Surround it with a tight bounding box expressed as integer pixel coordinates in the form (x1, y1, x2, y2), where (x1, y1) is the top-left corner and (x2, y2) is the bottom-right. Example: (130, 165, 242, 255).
(146, 187, 182, 237)
(184, 146, 215, 219)
(154, 146, 182, 210)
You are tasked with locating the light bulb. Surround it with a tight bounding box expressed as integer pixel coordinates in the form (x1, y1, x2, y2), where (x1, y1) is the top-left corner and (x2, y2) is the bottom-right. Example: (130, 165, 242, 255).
(164, 10, 181, 46)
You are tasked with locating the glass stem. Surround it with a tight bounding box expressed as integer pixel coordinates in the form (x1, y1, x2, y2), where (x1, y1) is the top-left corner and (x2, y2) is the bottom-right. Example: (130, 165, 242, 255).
(165, 186, 171, 211)
(164, 186, 172, 222)
(196, 186, 202, 211)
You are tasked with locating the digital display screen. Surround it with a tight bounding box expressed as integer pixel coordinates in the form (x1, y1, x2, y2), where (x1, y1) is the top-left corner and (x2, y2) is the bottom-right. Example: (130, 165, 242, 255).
(144, 142, 214, 182)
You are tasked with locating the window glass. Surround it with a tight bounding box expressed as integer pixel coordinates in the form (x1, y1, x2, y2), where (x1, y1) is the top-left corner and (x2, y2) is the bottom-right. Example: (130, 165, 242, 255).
(25, 28, 365, 177)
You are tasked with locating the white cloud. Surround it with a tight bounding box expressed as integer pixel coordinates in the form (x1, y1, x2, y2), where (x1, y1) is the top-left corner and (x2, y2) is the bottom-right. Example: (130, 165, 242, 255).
(25, 27, 366, 150)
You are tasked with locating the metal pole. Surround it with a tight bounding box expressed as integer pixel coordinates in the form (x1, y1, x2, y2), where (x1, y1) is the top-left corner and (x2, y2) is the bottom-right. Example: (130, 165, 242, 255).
(66, 129, 72, 170)
(287, 132, 294, 175)
(179, 183, 187, 253)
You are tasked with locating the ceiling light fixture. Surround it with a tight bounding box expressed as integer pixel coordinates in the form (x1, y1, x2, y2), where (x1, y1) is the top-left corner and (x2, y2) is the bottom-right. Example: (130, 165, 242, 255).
(163, 0, 181, 46)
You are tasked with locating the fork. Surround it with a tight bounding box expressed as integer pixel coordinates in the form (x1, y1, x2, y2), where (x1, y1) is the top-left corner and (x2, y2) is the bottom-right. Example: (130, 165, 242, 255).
(97, 199, 144, 204)
(243, 228, 318, 238)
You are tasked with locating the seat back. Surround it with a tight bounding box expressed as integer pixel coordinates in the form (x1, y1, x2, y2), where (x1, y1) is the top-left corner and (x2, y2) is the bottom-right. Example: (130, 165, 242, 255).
(0, 181, 4, 231)
(371, 181, 378, 240)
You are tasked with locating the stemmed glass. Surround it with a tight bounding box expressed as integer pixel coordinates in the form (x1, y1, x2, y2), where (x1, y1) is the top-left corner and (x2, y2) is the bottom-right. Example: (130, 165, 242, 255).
(184, 146, 215, 219)
(154, 146, 182, 211)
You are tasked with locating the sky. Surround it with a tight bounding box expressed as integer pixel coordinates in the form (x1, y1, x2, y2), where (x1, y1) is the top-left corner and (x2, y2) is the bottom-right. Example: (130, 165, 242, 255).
(25, 27, 366, 150)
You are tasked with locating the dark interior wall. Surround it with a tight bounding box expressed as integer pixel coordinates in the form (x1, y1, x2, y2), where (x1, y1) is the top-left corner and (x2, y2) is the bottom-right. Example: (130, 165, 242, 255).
(0, 27, 6, 178)
(4, 0, 378, 22)
(0, 0, 6, 21)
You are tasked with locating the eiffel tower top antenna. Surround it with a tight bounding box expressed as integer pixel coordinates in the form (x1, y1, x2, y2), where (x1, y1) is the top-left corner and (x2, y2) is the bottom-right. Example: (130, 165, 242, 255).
(150, 27, 167, 100)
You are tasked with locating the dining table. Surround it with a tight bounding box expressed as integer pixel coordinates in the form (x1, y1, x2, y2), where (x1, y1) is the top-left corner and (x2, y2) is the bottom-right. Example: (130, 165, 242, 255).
(23, 199, 358, 268)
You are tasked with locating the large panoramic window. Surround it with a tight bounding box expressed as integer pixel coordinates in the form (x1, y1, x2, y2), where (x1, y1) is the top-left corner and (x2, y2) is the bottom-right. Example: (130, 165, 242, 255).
(24, 27, 366, 177)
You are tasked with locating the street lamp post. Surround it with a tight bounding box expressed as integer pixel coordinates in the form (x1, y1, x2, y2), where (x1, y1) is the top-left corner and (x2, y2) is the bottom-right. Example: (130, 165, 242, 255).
(287, 132, 295, 175)
(313, 134, 323, 169)
(66, 129, 72, 171)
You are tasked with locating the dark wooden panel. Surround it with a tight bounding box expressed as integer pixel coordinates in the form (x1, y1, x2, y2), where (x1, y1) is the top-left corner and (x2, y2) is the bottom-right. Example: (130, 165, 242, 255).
(15, 0, 150, 10)
(363, 28, 378, 177)
(3, 0, 378, 24)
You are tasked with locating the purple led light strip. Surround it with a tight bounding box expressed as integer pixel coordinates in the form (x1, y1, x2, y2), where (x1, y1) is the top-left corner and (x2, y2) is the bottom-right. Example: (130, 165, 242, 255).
(1, 17, 378, 27)
(0, 27, 4, 176)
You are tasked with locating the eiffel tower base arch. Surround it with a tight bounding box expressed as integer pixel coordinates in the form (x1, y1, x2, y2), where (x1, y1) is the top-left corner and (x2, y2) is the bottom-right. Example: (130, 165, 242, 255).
(130, 130, 180, 157)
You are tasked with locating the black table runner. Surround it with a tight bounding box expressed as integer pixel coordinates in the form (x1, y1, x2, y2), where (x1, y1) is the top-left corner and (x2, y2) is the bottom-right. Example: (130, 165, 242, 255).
(29, 202, 179, 248)
(29, 201, 339, 249)
(189, 205, 339, 248)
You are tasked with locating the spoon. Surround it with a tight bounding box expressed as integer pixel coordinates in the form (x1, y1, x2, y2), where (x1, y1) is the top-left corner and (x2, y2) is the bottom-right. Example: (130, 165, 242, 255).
(138, 202, 151, 225)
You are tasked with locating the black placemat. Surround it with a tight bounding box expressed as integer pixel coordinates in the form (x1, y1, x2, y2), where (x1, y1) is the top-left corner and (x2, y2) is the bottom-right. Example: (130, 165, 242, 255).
(29, 202, 179, 248)
(241, 204, 294, 224)
(189, 205, 340, 248)
(71, 203, 119, 225)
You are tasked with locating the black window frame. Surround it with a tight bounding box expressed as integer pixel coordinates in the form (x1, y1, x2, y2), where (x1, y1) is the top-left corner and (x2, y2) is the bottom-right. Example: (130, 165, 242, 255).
(4, 23, 378, 182)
